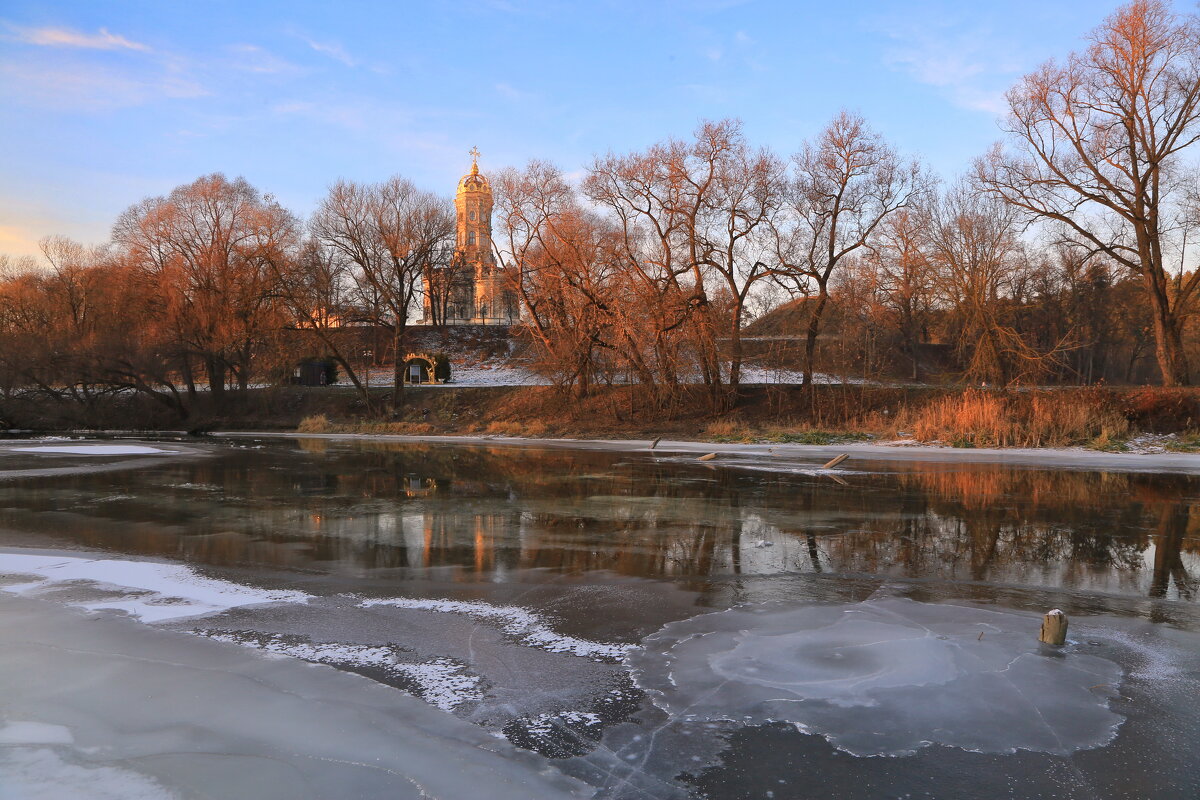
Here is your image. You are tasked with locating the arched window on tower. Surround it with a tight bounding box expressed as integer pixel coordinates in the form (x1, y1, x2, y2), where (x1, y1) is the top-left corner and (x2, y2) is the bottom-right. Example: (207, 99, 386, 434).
(468, 231, 476, 246)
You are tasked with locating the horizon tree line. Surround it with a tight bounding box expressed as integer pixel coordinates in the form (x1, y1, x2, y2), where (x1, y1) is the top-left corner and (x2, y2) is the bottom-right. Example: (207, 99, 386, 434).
(0, 0, 1197, 419)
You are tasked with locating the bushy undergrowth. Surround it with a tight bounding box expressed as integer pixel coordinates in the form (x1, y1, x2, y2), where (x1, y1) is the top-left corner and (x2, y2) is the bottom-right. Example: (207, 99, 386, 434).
(296, 414, 330, 433)
(898, 389, 1130, 448)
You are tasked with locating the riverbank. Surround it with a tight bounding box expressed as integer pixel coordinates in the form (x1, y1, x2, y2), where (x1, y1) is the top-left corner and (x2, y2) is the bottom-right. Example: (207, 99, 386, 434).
(3, 383, 1198, 453)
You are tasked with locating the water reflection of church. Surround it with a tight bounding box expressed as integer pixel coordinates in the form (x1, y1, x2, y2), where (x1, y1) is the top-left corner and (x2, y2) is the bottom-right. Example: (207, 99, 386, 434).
(421, 148, 519, 325)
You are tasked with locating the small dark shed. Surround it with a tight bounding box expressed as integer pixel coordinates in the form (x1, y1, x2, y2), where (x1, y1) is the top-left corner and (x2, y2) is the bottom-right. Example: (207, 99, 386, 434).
(293, 359, 338, 386)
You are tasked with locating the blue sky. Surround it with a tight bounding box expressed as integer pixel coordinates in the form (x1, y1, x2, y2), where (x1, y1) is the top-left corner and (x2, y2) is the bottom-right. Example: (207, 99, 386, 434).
(0, 0, 1152, 257)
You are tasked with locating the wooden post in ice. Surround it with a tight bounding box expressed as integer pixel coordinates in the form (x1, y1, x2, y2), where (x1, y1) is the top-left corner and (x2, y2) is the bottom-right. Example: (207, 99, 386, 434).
(1039, 609, 1068, 646)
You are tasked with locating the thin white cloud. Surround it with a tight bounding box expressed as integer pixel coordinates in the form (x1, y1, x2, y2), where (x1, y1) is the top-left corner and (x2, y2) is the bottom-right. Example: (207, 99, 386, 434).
(0, 58, 207, 111)
(227, 44, 304, 75)
(494, 82, 533, 101)
(0, 224, 44, 258)
(7, 23, 150, 52)
(302, 36, 358, 67)
(878, 15, 1025, 116)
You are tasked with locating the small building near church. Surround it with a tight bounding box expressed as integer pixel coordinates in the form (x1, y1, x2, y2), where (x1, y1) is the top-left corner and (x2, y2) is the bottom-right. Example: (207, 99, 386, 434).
(293, 358, 338, 386)
(401, 352, 451, 384)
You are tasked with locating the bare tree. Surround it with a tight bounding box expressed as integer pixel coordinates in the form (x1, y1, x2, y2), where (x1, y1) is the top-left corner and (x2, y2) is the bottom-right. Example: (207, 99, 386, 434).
(772, 111, 927, 385)
(863, 209, 936, 381)
(114, 174, 297, 403)
(978, 0, 1200, 385)
(923, 182, 1060, 384)
(312, 177, 453, 409)
(0, 254, 39, 280)
(585, 144, 699, 395)
(583, 119, 785, 402)
(688, 120, 786, 389)
(269, 238, 374, 406)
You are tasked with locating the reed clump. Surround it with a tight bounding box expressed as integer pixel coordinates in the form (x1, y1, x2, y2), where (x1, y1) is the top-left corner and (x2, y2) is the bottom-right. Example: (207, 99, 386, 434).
(703, 418, 752, 442)
(901, 389, 1129, 448)
(296, 414, 330, 433)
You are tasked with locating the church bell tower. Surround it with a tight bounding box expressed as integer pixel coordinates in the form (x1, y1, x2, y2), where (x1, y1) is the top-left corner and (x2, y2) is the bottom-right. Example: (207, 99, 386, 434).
(423, 147, 517, 325)
(455, 146, 495, 285)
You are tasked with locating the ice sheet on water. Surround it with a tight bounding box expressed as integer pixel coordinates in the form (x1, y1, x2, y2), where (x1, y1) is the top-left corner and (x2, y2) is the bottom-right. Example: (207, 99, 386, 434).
(628, 596, 1124, 757)
(8, 444, 169, 456)
(361, 596, 631, 661)
(0, 748, 180, 800)
(0, 552, 311, 622)
(0, 594, 592, 799)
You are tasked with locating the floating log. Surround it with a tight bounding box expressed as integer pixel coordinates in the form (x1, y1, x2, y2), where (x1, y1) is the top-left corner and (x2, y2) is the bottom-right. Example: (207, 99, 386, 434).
(822, 453, 850, 470)
(698, 453, 718, 462)
(1039, 609, 1068, 645)
(650, 436, 663, 450)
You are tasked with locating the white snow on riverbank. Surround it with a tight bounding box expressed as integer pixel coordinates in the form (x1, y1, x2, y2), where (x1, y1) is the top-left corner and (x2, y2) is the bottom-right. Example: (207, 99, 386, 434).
(361, 364, 859, 387)
(0, 553, 311, 622)
(361, 596, 631, 661)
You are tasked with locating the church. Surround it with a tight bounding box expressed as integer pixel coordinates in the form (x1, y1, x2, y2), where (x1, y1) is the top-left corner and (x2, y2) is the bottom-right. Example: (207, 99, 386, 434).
(421, 148, 519, 326)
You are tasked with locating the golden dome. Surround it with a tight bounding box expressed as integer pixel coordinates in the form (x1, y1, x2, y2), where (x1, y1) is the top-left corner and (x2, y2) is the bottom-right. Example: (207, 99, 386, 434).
(457, 165, 490, 194)
(457, 146, 490, 195)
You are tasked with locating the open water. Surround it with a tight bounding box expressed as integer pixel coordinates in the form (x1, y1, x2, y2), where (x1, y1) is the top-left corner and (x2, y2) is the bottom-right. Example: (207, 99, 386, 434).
(0, 436, 1197, 799)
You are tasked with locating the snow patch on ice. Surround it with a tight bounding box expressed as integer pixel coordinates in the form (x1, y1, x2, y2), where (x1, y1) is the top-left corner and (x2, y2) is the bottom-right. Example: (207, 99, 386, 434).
(0, 748, 179, 800)
(360, 596, 631, 661)
(201, 630, 484, 711)
(0, 553, 311, 623)
(0, 720, 75, 745)
(8, 444, 169, 456)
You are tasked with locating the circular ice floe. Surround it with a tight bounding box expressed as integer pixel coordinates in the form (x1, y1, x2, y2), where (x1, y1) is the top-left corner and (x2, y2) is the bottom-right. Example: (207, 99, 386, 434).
(627, 596, 1124, 757)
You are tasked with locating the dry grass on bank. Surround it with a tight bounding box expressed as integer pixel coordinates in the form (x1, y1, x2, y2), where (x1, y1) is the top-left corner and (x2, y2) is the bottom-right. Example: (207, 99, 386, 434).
(291, 385, 1197, 451)
(897, 389, 1131, 449)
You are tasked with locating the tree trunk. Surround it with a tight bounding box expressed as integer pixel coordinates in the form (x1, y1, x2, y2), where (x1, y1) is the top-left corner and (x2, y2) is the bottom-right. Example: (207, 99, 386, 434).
(205, 355, 224, 406)
(1142, 268, 1190, 386)
(181, 354, 197, 402)
(391, 326, 405, 411)
(728, 300, 744, 389)
(802, 290, 829, 387)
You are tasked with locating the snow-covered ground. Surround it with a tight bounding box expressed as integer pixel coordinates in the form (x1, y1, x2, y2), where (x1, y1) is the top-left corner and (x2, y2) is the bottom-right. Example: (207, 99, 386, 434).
(358, 363, 863, 387)
(361, 364, 549, 387)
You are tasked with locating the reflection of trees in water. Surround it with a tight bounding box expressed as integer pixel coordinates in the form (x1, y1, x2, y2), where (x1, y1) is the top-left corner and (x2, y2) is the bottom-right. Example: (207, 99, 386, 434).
(0, 443, 1195, 599)
(1150, 504, 1196, 601)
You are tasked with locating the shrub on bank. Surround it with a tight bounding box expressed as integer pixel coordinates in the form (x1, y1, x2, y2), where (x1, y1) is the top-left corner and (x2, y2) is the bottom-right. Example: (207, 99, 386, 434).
(901, 389, 1129, 448)
(297, 414, 330, 433)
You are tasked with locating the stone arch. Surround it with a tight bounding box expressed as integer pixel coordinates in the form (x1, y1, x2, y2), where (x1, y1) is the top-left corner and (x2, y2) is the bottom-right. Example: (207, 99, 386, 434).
(401, 352, 450, 384)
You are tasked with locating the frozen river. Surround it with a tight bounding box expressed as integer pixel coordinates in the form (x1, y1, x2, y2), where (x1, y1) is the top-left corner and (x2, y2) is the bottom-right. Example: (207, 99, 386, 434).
(0, 436, 1197, 799)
